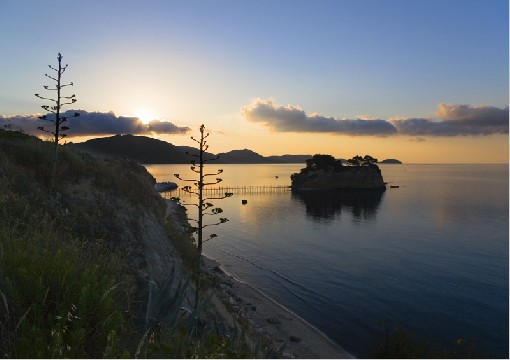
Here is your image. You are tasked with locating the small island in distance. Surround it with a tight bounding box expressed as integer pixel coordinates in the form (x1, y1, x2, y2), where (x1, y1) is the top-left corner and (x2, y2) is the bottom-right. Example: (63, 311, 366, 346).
(380, 158, 403, 164)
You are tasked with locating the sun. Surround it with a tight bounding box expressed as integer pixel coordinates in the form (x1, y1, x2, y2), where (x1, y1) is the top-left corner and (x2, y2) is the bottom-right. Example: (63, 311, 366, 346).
(135, 110, 157, 124)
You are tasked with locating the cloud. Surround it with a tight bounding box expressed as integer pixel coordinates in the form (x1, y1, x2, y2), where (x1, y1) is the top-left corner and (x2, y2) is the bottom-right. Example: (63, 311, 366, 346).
(0, 110, 190, 136)
(241, 99, 509, 137)
(146, 119, 189, 134)
(391, 104, 509, 136)
(241, 99, 397, 136)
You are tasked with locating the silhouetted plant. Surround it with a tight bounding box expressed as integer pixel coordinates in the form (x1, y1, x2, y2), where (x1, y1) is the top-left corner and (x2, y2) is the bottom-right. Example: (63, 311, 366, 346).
(304, 154, 343, 172)
(35, 52, 79, 196)
(174, 124, 232, 309)
(174, 125, 232, 253)
(347, 154, 378, 166)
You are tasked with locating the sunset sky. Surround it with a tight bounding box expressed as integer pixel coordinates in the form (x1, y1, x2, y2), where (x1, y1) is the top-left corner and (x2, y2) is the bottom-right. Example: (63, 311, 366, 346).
(0, 0, 508, 163)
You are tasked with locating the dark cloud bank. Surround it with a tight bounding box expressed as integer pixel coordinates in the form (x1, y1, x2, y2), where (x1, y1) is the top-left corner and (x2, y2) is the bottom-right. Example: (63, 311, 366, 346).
(242, 99, 509, 137)
(0, 110, 190, 136)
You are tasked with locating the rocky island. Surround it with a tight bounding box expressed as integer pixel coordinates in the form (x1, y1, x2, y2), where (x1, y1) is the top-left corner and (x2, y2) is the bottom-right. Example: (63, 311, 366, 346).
(380, 158, 402, 164)
(291, 154, 386, 191)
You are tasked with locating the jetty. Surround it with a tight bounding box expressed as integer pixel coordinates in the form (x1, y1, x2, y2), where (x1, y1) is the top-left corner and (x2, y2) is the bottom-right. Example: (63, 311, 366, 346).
(160, 185, 291, 197)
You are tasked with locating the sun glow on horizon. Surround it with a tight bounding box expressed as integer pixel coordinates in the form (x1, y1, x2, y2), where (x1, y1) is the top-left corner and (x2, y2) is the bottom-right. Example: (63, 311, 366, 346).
(134, 109, 158, 124)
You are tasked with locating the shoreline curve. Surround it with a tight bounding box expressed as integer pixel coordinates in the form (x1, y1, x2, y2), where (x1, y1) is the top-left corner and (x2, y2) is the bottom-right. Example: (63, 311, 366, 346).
(203, 256, 355, 359)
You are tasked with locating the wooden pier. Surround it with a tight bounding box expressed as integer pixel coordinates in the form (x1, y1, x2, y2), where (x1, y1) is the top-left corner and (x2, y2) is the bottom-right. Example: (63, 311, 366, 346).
(161, 185, 291, 197)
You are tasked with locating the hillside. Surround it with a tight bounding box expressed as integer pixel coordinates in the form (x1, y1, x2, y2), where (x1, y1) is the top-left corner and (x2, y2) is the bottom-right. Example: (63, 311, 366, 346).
(70, 134, 191, 163)
(71, 134, 311, 164)
(216, 149, 274, 163)
(0, 129, 264, 358)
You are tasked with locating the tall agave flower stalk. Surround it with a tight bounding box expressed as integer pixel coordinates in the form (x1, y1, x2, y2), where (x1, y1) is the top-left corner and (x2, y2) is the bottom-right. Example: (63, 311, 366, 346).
(174, 124, 232, 309)
(35, 52, 79, 197)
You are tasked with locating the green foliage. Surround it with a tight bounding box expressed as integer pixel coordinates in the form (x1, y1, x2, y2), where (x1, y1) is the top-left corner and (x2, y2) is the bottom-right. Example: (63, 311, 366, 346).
(165, 218, 199, 271)
(90, 158, 166, 219)
(0, 131, 148, 357)
(0, 185, 133, 358)
(136, 324, 258, 359)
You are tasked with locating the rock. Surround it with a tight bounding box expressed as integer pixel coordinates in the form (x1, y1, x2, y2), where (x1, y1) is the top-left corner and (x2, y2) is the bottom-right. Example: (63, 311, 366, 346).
(212, 266, 223, 274)
(291, 165, 386, 191)
(155, 181, 178, 192)
(289, 336, 302, 342)
(282, 352, 296, 358)
(266, 317, 281, 325)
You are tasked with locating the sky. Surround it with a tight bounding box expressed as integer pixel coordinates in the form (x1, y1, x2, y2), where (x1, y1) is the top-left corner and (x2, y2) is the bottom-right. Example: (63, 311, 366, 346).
(0, 0, 508, 163)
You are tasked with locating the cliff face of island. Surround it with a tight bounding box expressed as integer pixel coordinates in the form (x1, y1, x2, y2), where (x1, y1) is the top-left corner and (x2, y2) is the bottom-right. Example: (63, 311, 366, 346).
(291, 165, 386, 191)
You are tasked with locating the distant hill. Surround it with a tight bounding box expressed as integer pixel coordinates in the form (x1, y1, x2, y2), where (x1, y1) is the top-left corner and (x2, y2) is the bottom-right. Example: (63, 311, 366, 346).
(380, 158, 403, 164)
(267, 154, 314, 163)
(70, 134, 191, 163)
(70, 134, 312, 164)
(216, 149, 275, 164)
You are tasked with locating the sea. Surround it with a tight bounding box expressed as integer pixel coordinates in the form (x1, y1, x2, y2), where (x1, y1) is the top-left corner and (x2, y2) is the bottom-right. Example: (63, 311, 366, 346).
(145, 163, 509, 358)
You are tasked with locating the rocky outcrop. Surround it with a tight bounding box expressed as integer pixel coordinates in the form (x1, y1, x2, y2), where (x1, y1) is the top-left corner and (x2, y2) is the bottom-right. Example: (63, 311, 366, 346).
(291, 165, 386, 191)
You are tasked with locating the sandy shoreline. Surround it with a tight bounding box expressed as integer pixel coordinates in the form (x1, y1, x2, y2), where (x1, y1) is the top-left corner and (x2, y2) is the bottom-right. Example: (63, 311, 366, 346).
(203, 256, 354, 359)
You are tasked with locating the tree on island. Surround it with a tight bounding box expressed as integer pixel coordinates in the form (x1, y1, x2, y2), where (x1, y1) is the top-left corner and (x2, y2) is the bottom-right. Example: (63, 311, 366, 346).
(347, 154, 378, 166)
(173, 124, 233, 310)
(35, 52, 80, 197)
(304, 154, 343, 172)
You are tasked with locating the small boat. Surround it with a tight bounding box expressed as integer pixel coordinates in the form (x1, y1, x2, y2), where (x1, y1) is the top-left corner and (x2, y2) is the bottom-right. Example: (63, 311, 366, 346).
(155, 181, 178, 192)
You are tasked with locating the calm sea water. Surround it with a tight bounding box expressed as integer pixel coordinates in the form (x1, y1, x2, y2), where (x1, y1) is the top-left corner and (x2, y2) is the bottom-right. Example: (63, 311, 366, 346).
(145, 164, 509, 358)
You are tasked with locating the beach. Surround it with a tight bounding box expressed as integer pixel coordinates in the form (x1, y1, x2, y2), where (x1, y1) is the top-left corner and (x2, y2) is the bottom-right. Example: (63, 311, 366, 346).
(203, 256, 354, 359)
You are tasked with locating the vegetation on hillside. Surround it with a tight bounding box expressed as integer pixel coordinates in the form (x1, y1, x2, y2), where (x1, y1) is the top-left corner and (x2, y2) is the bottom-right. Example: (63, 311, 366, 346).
(0, 129, 264, 358)
(0, 129, 142, 357)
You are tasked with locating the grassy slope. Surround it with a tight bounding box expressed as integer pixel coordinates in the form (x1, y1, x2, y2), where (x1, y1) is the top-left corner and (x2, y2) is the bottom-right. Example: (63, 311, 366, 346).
(0, 129, 169, 357)
(0, 129, 276, 358)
